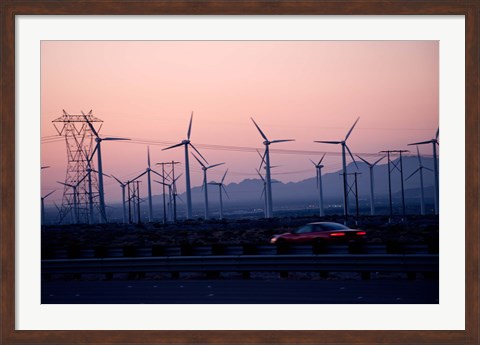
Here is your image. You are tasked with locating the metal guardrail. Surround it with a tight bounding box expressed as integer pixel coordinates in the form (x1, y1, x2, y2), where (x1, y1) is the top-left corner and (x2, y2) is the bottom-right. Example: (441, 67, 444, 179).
(42, 254, 439, 279)
(42, 242, 438, 260)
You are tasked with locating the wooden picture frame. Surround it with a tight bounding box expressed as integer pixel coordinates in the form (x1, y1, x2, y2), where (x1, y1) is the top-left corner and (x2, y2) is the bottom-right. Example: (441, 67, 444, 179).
(1, 1, 478, 344)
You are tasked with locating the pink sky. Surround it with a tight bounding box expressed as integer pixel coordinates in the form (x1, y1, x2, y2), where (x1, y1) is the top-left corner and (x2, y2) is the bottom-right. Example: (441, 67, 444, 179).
(41, 41, 438, 203)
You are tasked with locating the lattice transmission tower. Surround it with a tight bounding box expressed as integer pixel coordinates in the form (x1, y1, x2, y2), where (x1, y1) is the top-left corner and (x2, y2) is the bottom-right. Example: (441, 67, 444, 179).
(52, 110, 103, 224)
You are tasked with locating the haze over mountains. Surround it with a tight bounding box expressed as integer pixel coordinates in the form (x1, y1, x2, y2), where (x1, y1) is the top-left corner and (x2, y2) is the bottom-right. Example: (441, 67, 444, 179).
(154, 156, 436, 209)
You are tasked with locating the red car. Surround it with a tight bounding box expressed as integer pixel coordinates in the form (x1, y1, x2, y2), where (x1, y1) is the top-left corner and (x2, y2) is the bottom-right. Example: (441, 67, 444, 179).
(270, 222, 366, 244)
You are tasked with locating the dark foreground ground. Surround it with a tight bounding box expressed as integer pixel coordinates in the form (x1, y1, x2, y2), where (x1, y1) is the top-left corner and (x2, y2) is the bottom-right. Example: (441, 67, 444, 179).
(42, 215, 439, 249)
(42, 278, 439, 304)
(42, 216, 439, 304)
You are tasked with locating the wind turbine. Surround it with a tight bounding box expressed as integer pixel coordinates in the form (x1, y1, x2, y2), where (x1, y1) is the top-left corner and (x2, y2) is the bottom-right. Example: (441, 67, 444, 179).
(309, 153, 327, 217)
(314, 117, 360, 220)
(408, 128, 439, 215)
(56, 181, 79, 224)
(111, 175, 127, 224)
(41, 190, 55, 226)
(83, 111, 130, 223)
(405, 147, 433, 215)
(355, 154, 385, 216)
(83, 149, 95, 224)
(255, 169, 280, 218)
(131, 147, 165, 222)
(162, 112, 207, 219)
(208, 169, 229, 220)
(191, 153, 225, 220)
(251, 117, 295, 218)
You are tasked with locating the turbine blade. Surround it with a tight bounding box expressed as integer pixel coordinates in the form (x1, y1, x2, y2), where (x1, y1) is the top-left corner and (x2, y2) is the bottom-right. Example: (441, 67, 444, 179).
(256, 149, 264, 160)
(416, 146, 422, 165)
(83, 113, 99, 137)
(191, 152, 206, 168)
(373, 155, 385, 166)
(309, 159, 317, 166)
(154, 179, 169, 187)
(147, 146, 151, 168)
(44, 190, 55, 199)
(189, 143, 208, 164)
(255, 168, 265, 182)
(207, 162, 225, 169)
(436, 128, 439, 140)
(187, 111, 193, 140)
(176, 194, 185, 204)
(222, 185, 230, 200)
(408, 140, 432, 146)
(91, 169, 111, 178)
(89, 144, 99, 162)
(424, 167, 434, 172)
(111, 174, 123, 185)
(221, 169, 228, 184)
(132, 170, 147, 181)
(250, 117, 268, 141)
(260, 186, 265, 199)
(173, 173, 183, 183)
(76, 173, 89, 185)
(355, 154, 371, 167)
(345, 116, 360, 140)
(102, 137, 130, 141)
(151, 169, 165, 179)
(258, 149, 267, 171)
(56, 181, 72, 188)
(162, 142, 184, 151)
(318, 153, 327, 164)
(314, 140, 342, 145)
(270, 139, 295, 144)
(405, 168, 420, 181)
(345, 145, 359, 170)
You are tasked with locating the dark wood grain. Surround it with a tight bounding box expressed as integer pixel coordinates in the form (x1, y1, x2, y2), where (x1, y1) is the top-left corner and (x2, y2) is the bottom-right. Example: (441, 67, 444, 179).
(1, 1, 478, 344)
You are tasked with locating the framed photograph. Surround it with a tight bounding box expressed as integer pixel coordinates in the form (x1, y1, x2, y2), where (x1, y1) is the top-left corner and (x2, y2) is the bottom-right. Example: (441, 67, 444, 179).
(1, 1, 478, 344)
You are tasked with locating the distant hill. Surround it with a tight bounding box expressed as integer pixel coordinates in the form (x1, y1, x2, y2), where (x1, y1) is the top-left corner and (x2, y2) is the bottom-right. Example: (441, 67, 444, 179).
(153, 156, 436, 209)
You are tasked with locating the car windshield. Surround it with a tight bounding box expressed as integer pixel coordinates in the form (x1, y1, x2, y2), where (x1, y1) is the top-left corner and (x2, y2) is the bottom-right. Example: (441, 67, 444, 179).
(319, 223, 349, 231)
(292, 225, 312, 234)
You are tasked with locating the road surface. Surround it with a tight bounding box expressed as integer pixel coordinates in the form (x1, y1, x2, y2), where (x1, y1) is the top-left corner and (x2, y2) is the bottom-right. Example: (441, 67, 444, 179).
(42, 279, 439, 304)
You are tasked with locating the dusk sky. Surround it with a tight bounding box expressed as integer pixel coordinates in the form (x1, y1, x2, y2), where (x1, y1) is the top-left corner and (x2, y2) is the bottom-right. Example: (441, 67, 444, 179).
(41, 41, 438, 204)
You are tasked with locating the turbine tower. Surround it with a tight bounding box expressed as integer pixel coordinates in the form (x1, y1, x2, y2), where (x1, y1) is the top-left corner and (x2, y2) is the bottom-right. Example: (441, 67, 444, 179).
(162, 112, 207, 219)
(251, 117, 294, 218)
(314, 117, 360, 221)
(192, 153, 225, 220)
(56, 181, 79, 224)
(408, 128, 439, 215)
(256, 169, 279, 218)
(405, 147, 433, 215)
(310, 153, 326, 217)
(111, 175, 127, 224)
(209, 169, 229, 220)
(41, 190, 55, 226)
(83, 112, 130, 223)
(356, 154, 385, 216)
(130, 147, 165, 222)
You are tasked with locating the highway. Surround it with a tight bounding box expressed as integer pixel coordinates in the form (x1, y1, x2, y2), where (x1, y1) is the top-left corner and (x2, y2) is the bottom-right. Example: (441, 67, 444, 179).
(42, 278, 439, 304)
